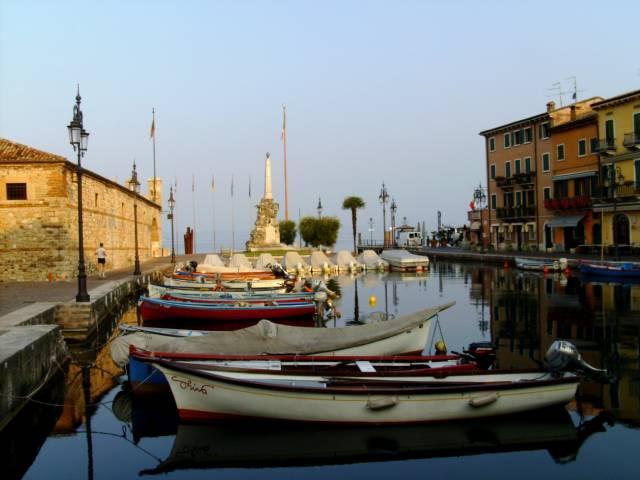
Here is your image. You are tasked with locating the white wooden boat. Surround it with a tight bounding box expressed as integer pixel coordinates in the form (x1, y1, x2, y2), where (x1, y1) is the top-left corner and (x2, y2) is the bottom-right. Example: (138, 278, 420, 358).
(357, 250, 389, 270)
(153, 360, 579, 424)
(148, 283, 312, 301)
(515, 257, 567, 272)
(109, 303, 453, 368)
(309, 251, 337, 273)
(164, 275, 287, 292)
(380, 249, 429, 271)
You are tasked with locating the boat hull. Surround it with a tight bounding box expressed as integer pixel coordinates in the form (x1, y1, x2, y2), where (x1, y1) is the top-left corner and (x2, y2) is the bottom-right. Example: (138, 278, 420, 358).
(139, 297, 316, 322)
(579, 262, 640, 279)
(155, 362, 579, 424)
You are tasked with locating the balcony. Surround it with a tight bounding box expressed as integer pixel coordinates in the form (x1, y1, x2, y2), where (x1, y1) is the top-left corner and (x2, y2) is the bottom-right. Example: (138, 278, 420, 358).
(595, 138, 616, 156)
(593, 183, 640, 200)
(513, 172, 535, 185)
(623, 132, 640, 150)
(544, 196, 591, 211)
(495, 205, 536, 219)
(495, 176, 514, 188)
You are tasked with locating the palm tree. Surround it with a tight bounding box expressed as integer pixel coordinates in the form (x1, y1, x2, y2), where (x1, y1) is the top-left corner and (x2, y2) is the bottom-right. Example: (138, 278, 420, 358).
(342, 196, 366, 255)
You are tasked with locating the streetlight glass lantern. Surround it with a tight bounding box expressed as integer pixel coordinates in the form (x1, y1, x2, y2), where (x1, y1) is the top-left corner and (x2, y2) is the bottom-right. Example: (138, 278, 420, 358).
(67, 120, 82, 146)
(80, 129, 89, 152)
(390, 199, 397, 215)
(168, 187, 175, 209)
(128, 162, 141, 193)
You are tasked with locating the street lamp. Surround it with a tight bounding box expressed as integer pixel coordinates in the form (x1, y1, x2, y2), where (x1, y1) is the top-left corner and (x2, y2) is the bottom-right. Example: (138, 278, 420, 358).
(368, 217, 374, 244)
(379, 182, 389, 247)
(317, 196, 323, 218)
(390, 198, 397, 248)
(67, 87, 90, 302)
(604, 166, 625, 260)
(128, 161, 141, 275)
(168, 186, 176, 264)
(473, 183, 487, 251)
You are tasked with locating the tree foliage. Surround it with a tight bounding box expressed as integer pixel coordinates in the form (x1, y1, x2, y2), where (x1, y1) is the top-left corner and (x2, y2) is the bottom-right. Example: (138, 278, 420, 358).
(279, 220, 297, 245)
(299, 216, 341, 247)
(342, 196, 366, 254)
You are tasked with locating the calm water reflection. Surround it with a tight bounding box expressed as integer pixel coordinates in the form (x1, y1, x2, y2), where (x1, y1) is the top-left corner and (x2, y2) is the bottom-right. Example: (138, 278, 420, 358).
(4, 262, 640, 479)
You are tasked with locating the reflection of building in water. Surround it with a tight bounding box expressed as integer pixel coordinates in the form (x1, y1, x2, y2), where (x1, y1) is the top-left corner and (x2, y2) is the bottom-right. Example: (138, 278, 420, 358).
(488, 268, 640, 424)
(467, 267, 493, 336)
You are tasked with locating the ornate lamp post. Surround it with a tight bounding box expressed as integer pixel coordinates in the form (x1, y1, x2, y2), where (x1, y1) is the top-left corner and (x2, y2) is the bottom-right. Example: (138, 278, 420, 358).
(317, 196, 323, 218)
(128, 161, 141, 275)
(604, 166, 625, 260)
(368, 217, 374, 244)
(168, 186, 176, 264)
(390, 198, 397, 248)
(378, 182, 389, 247)
(67, 87, 90, 302)
(473, 183, 487, 251)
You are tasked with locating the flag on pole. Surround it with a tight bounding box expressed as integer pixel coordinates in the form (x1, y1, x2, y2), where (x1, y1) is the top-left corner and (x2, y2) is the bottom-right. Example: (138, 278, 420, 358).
(231, 175, 234, 197)
(469, 200, 475, 210)
(192, 175, 195, 192)
(150, 109, 156, 139)
(211, 175, 215, 192)
(248, 175, 251, 198)
(281, 104, 286, 141)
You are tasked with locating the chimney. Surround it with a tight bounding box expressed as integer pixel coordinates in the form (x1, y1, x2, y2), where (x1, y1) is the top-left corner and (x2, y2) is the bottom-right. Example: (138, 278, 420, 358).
(570, 105, 576, 121)
(546, 101, 556, 112)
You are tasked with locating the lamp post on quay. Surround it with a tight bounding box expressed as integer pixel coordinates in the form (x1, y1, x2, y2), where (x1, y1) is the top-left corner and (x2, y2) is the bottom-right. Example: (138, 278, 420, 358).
(317, 196, 323, 218)
(67, 87, 90, 302)
(378, 182, 389, 247)
(390, 198, 397, 248)
(368, 217, 374, 244)
(128, 161, 142, 275)
(168, 186, 176, 264)
(473, 183, 487, 251)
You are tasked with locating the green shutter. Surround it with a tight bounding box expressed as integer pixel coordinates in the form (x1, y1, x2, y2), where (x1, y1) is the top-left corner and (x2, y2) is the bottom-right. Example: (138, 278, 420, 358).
(525, 157, 531, 173)
(605, 120, 614, 141)
(634, 113, 640, 135)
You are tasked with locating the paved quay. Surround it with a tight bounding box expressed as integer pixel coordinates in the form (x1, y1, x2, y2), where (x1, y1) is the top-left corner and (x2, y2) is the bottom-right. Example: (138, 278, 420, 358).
(416, 247, 640, 268)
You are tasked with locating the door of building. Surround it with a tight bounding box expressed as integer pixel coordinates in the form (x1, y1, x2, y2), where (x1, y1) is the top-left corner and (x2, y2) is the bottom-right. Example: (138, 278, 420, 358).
(613, 214, 630, 246)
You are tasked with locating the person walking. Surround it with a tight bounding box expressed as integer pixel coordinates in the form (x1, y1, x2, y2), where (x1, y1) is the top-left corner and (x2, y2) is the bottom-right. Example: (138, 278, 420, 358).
(96, 243, 107, 278)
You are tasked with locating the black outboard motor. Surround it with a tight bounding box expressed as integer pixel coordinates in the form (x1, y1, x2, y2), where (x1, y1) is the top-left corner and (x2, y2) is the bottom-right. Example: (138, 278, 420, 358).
(464, 342, 496, 370)
(544, 340, 613, 382)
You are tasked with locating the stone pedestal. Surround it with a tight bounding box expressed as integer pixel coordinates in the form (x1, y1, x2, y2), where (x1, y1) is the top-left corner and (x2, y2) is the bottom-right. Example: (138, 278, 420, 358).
(247, 198, 281, 250)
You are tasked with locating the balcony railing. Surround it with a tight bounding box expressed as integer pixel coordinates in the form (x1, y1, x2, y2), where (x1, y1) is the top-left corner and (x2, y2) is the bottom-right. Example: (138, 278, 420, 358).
(544, 195, 591, 210)
(513, 172, 535, 184)
(596, 138, 616, 155)
(623, 132, 640, 149)
(593, 183, 640, 200)
(495, 176, 513, 188)
(495, 205, 536, 219)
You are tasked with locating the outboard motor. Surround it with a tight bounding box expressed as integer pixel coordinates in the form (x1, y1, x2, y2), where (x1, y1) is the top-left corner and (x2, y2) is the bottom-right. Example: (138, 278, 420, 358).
(463, 342, 496, 370)
(189, 260, 198, 271)
(544, 340, 612, 382)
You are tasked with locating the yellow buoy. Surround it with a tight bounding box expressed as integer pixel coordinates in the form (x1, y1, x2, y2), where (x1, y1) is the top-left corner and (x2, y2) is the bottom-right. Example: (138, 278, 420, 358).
(435, 340, 447, 354)
(369, 295, 377, 307)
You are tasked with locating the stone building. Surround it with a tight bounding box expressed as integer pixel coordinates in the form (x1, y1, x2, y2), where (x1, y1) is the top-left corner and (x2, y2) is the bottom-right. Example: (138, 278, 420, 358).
(0, 138, 163, 281)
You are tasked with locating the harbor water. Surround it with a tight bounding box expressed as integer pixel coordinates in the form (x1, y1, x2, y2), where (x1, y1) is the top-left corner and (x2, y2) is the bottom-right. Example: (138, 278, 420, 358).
(3, 261, 640, 479)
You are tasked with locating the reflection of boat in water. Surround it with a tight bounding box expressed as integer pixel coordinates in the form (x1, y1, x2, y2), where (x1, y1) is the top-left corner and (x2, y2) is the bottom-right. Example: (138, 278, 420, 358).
(515, 257, 567, 272)
(138, 407, 611, 474)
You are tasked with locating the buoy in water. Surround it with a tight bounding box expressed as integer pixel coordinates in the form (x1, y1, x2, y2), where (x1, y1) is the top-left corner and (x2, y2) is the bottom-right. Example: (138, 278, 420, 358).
(543, 266, 549, 274)
(503, 261, 509, 270)
(369, 295, 377, 307)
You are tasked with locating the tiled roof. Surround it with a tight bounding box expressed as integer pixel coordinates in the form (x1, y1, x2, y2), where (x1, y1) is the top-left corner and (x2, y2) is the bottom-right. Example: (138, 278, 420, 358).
(0, 138, 67, 163)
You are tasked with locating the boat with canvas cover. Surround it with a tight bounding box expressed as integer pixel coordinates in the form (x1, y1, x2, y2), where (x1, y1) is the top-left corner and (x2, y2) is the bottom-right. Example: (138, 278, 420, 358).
(579, 261, 640, 280)
(146, 341, 605, 424)
(380, 249, 429, 271)
(139, 296, 316, 323)
(357, 249, 389, 270)
(110, 302, 454, 369)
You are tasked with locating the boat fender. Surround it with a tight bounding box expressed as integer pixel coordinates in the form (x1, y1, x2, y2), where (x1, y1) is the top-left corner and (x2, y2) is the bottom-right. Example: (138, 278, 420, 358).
(469, 392, 499, 407)
(366, 396, 399, 411)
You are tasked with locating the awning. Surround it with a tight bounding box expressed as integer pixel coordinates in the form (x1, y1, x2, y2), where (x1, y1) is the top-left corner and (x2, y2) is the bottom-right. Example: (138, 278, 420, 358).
(470, 221, 481, 230)
(552, 170, 597, 181)
(546, 215, 584, 228)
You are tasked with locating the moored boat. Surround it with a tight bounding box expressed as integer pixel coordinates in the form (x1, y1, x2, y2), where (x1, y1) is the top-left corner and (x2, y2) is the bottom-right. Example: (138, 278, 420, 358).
(147, 283, 314, 301)
(579, 261, 640, 280)
(139, 296, 316, 323)
(515, 257, 567, 272)
(380, 249, 429, 271)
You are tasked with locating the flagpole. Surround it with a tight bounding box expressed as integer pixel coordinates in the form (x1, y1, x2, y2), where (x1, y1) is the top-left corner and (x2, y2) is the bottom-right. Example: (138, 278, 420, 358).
(211, 176, 216, 253)
(231, 175, 235, 253)
(248, 175, 252, 237)
(151, 108, 157, 203)
(282, 104, 289, 221)
(173, 178, 178, 254)
(192, 175, 196, 254)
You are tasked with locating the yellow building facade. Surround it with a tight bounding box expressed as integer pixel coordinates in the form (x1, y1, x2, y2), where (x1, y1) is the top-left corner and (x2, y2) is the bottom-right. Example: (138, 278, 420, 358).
(591, 90, 640, 249)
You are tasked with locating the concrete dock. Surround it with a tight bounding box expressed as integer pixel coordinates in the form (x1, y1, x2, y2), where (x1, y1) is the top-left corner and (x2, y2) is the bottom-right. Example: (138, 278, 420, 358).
(0, 254, 203, 429)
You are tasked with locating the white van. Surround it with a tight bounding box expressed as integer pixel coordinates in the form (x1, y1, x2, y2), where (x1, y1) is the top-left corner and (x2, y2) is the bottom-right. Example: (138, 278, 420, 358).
(396, 231, 423, 247)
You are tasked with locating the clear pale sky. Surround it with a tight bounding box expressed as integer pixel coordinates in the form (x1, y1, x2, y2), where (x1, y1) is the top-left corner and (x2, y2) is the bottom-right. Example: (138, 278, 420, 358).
(1, 0, 638, 251)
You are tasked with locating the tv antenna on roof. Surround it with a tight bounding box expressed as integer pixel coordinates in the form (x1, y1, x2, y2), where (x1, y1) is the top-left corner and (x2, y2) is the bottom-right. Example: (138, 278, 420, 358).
(548, 82, 568, 107)
(565, 76, 584, 103)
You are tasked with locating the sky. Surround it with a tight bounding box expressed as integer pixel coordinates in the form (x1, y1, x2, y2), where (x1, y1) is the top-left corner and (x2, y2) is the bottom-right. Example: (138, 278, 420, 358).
(1, 0, 638, 251)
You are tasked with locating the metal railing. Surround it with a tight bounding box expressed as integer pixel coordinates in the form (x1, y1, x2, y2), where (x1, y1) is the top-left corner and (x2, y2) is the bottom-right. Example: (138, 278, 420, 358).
(593, 184, 640, 200)
(495, 205, 536, 219)
(544, 195, 592, 210)
(595, 138, 616, 153)
(623, 132, 640, 148)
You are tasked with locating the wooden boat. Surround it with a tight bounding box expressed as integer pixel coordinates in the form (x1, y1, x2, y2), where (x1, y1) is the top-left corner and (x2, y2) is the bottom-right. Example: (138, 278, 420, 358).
(515, 257, 567, 272)
(110, 303, 454, 369)
(380, 249, 429, 271)
(164, 275, 287, 291)
(139, 296, 316, 323)
(148, 283, 313, 301)
(151, 358, 579, 424)
(138, 407, 610, 473)
(579, 261, 640, 280)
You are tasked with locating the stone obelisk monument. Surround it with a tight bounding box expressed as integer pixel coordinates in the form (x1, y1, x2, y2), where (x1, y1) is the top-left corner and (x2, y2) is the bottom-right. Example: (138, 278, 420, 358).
(246, 153, 281, 250)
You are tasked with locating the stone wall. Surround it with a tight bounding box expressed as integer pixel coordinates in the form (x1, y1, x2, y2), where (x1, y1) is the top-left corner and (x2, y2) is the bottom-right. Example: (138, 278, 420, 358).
(0, 158, 162, 281)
